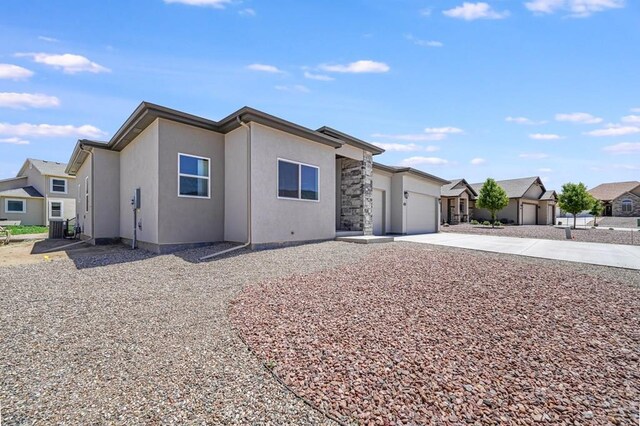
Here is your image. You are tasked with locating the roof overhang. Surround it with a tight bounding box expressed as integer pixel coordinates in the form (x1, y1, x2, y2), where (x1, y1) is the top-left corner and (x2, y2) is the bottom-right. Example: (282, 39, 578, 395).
(65, 139, 110, 175)
(373, 162, 450, 185)
(316, 126, 384, 155)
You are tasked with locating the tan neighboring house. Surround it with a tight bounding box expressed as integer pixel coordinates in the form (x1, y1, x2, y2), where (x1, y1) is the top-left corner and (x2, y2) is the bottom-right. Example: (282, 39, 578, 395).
(65, 102, 448, 253)
(589, 181, 640, 217)
(440, 178, 477, 225)
(0, 159, 77, 226)
(470, 176, 556, 225)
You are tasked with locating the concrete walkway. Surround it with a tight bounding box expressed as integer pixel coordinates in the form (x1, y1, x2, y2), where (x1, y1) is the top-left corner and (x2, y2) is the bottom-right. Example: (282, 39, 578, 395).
(396, 233, 640, 270)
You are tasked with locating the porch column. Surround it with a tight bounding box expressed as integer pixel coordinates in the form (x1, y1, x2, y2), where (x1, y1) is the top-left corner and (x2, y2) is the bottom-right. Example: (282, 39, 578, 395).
(339, 152, 373, 234)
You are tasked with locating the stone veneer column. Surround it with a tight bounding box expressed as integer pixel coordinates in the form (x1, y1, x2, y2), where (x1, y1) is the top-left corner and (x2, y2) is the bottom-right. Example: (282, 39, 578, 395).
(361, 152, 373, 235)
(339, 153, 373, 234)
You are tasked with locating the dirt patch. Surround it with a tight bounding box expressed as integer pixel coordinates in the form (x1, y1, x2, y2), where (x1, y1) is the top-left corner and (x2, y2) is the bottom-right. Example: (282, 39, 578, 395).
(0, 239, 123, 267)
(231, 246, 640, 425)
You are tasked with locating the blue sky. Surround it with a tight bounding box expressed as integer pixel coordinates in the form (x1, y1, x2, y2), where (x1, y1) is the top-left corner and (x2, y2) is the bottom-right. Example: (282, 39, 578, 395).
(1, 0, 638, 188)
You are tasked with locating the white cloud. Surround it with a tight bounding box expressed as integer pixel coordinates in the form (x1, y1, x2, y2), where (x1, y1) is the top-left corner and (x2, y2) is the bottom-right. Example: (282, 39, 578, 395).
(602, 142, 640, 154)
(372, 143, 436, 152)
(525, 0, 625, 17)
(0, 123, 106, 138)
(538, 168, 553, 172)
(17, 53, 110, 74)
(401, 156, 449, 166)
(529, 133, 563, 140)
(555, 112, 602, 124)
(519, 153, 550, 159)
(470, 158, 485, 165)
(0, 64, 34, 80)
(303, 71, 334, 81)
(0, 93, 60, 109)
(506, 116, 546, 125)
(405, 35, 443, 47)
(621, 114, 640, 124)
(164, 0, 231, 8)
(247, 63, 283, 73)
(319, 60, 390, 74)
(424, 127, 463, 134)
(239, 8, 256, 16)
(585, 125, 640, 137)
(38, 36, 59, 42)
(443, 2, 509, 20)
(0, 137, 29, 145)
(275, 85, 310, 93)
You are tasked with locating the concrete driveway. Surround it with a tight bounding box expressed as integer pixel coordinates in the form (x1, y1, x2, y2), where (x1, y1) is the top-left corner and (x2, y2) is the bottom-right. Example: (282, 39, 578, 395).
(396, 233, 640, 270)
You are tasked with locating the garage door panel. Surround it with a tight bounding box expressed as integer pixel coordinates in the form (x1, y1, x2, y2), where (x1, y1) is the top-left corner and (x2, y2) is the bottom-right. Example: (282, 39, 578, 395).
(523, 204, 537, 225)
(407, 192, 437, 234)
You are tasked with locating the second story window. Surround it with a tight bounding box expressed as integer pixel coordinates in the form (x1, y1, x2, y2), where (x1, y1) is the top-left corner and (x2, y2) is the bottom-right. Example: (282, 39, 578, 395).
(50, 178, 67, 194)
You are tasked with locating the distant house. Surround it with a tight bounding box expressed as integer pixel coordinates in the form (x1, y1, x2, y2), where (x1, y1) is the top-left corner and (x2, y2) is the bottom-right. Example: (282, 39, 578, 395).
(470, 176, 556, 225)
(589, 181, 640, 217)
(0, 159, 77, 226)
(440, 178, 477, 224)
(65, 102, 448, 252)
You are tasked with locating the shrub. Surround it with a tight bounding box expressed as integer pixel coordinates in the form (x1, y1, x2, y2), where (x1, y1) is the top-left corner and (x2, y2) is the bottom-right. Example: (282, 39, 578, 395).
(470, 219, 479, 225)
(482, 221, 491, 226)
(500, 218, 508, 224)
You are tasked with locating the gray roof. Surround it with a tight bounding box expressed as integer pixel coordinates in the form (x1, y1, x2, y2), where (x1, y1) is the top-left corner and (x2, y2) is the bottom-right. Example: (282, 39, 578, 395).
(470, 176, 544, 199)
(373, 162, 450, 185)
(589, 181, 640, 201)
(540, 190, 557, 200)
(26, 158, 71, 177)
(441, 178, 477, 198)
(0, 186, 44, 198)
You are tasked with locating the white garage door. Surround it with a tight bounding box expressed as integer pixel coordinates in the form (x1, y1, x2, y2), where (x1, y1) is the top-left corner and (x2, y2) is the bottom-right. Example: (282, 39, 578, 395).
(523, 203, 537, 225)
(406, 192, 437, 234)
(373, 189, 385, 235)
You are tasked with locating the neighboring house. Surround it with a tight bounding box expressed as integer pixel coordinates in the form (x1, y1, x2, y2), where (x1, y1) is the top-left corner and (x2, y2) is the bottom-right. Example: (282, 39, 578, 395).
(440, 178, 477, 225)
(65, 102, 448, 253)
(0, 159, 76, 226)
(470, 177, 556, 225)
(589, 181, 640, 217)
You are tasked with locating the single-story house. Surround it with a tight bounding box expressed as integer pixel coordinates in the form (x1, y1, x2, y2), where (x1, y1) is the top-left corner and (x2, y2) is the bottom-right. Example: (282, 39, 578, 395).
(65, 102, 448, 253)
(589, 181, 640, 217)
(440, 178, 477, 225)
(0, 158, 76, 226)
(470, 176, 556, 225)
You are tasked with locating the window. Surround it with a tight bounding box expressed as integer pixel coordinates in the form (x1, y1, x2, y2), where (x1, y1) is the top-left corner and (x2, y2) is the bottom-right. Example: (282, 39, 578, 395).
(85, 176, 90, 212)
(621, 199, 633, 213)
(5, 199, 25, 213)
(49, 201, 63, 218)
(50, 178, 67, 193)
(277, 159, 319, 201)
(178, 153, 210, 198)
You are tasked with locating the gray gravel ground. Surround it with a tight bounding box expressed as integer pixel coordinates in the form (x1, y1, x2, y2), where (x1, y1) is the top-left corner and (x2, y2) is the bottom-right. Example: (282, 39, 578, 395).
(442, 223, 640, 245)
(232, 243, 640, 425)
(0, 242, 383, 425)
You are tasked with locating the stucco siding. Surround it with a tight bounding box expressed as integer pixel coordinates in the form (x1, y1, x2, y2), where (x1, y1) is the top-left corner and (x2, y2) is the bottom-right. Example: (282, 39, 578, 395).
(523, 183, 543, 200)
(120, 120, 159, 245)
(249, 123, 335, 245)
(157, 119, 225, 245)
(474, 199, 520, 223)
(390, 174, 404, 234)
(335, 144, 366, 161)
(224, 127, 249, 243)
(0, 177, 28, 192)
(372, 169, 392, 234)
(0, 197, 43, 225)
(92, 149, 120, 239)
(75, 155, 92, 237)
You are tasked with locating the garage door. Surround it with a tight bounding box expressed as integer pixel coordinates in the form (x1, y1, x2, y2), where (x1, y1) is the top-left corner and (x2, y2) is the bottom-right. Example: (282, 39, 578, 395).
(523, 203, 537, 225)
(373, 189, 385, 235)
(406, 192, 437, 234)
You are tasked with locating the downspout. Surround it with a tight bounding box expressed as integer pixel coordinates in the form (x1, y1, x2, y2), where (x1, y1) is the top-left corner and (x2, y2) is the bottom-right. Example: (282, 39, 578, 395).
(200, 116, 252, 260)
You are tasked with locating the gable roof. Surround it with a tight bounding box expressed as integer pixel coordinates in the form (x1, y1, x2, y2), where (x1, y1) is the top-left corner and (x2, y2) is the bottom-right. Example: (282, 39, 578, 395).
(0, 186, 44, 198)
(441, 178, 478, 198)
(540, 190, 557, 200)
(19, 158, 71, 178)
(471, 177, 545, 199)
(373, 162, 450, 185)
(589, 181, 640, 201)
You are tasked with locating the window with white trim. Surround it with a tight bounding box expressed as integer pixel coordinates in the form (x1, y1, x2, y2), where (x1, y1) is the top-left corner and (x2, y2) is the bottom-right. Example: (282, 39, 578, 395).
(277, 159, 319, 201)
(50, 178, 67, 193)
(85, 176, 90, 211)
(621, 199, 633, 213)
(178, 153, 210, 198)
(5, 199, 26, 213)
(49, 201, 63, 218)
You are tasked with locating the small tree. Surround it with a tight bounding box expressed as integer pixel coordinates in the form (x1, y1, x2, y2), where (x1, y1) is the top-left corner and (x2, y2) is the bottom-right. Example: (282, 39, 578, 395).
(557, 182, 594, 229)
(476, 178, 509, 228)
(589, 199, 604, 226)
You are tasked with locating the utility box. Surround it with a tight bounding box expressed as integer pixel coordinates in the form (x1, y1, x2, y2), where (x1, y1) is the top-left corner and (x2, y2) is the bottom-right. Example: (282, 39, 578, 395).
(132, 188, 141, 209)
(49, 220, 64, 239)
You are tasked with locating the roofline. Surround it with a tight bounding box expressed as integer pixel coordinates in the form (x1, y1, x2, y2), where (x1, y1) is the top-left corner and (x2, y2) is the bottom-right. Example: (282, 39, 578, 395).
(65, 139, 110, 175)
(373, 162, 450, 185)
(0, 176, 28, 183)
(316, 126, 384, 155)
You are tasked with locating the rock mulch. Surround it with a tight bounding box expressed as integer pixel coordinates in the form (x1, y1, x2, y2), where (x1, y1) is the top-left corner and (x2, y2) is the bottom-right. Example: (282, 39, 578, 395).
(0, 241, 383, 425)
(231, 245, 640, 425)
(443, 223, 640, 246)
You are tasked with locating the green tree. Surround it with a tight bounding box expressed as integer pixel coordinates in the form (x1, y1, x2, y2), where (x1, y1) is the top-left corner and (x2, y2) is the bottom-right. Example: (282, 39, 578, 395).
(589, 199, 604, 226)
(476, 178, 509, 228)
(557, 182, 594, 229)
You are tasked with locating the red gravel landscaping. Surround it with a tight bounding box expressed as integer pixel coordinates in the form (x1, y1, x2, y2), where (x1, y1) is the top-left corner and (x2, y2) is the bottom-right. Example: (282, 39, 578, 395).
(230, 245, 640, 425)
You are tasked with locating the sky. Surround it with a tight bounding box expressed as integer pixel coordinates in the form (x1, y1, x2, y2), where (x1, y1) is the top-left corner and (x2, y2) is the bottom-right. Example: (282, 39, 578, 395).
(0, 0, 638, 189)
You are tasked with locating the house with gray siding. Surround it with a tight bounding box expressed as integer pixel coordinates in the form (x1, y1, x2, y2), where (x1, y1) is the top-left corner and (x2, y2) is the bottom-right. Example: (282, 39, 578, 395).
(65, 102, 448, 253)
(0, 159, 77, 226)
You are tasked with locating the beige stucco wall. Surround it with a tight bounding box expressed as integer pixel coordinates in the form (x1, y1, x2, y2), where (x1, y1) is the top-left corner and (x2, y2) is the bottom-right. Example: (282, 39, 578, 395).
(120, 120, 160, 245)
(0, 177, 28, 192)
(473, 198, 520, 223)
(335, 144, 367, 161)
(75, 154, 92, 237)
(249, 123, 336, 245)
(390, 173, 405, 233)
(372, 169, 392, 234)
(224, 126, 249, 243)
(92, 149, 120, 239)
(523, 183, 543, 200)
(21, 163, 46, 196)
(0, 197, 43, 225)
(157, 119, 225, 245)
